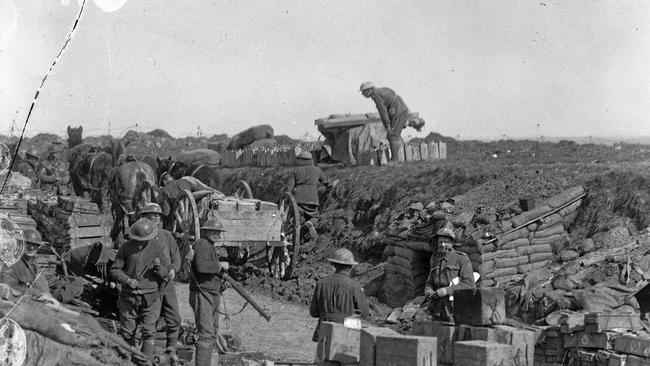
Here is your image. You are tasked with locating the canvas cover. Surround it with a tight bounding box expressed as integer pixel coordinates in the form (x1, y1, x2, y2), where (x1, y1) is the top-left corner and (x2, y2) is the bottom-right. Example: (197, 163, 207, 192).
(175, 148, 221, 166)
(316, 113, 423, 165)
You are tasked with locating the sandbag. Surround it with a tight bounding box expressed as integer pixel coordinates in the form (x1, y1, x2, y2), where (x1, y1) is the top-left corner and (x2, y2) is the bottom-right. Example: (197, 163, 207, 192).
(532, 223, 566, 239)
(393, 246, 421, 262)
(537, 213, 564, 231)
(404, 241, 433, 252)
(456, 244, 481, 254)
(559, 199, 582, 218)
(479, 260, 495, 274)
(387, 256, 427, 271)
(518, 260, 551, 274)
(529, 252, 554, 263)
(496, 227, 529, 245)
(492, 274, 525, 284)
(494, 255, 530, 269)
(248, 138, 278, 148)
(516, 244, 553, 256)
(480, 243, 497, 253)
(499, 238, 530, 250)
(484, 267, 518, 279)
(384, 262, 426, 279)
(467, 253, 482, 264)
(531, 233, 568, 246)
(228, 124, 274, 150)
(527, 223, 538, 232)
(543, 186, 585, 209)
(175, 149, 221, 166)
(510, 205, 553, 227)
(483, 249, 518, 262)
(383, 245, 395, 259)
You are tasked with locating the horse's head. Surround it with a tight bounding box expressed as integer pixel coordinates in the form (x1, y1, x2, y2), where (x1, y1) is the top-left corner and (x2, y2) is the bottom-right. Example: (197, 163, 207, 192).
(156, 156, 173, 181)
(169, 162, 188, 179)
(67, 126, 83, 148)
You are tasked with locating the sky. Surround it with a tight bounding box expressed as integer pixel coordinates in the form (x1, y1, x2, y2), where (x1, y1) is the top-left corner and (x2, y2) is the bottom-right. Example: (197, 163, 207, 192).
(0, 0, 649, 140)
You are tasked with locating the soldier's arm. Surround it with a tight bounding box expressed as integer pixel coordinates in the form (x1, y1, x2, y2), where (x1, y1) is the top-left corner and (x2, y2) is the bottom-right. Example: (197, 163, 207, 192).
(372, 94, 391, 130)
(354, 285, 370, 320)
(32, 270, 51, 295)
(169, 233, 181, 272)
(446, 254, 476, 295)
(309, 283, 321, 318)
(193, 241, 222, 274)
(110, 246, 130, 285)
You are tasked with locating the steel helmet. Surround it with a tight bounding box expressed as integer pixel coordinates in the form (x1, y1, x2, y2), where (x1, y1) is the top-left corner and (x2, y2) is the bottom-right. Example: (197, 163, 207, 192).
(128, 218, 159, 241)
(359, 82, 375, 91)
(140, 203, 163, 215)
(25, 149, 39, 160)
(327, 248, 358, 266)
(359, 81, 375, 91)
(201, 219, 226, 232)
(434, 228, 456, 242)
(23, 229, 44, 246)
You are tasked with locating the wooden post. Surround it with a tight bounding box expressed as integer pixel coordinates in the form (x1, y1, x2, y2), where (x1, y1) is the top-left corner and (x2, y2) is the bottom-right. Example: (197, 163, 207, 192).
(419, 143, 429, 160)
(429, 142, 439, 160)
(439, 142, 447, 159)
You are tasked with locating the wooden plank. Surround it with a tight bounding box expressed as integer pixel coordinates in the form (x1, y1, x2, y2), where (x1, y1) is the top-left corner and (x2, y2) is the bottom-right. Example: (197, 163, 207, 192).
(360, 326, 400, 366)
(453, 340, 512, 366)
(70, 236, 112, 249)
(375, 334, 436, 366)
(429, 142, 439, 160)
(564, 332, 618, 349)
(317, 322, 360, 364)
(584, 313, 643, 332)
(317, 112, 420, 129)
(411, 320, 458, 364)
(439, 142, 447, 159)
(404, 144, 413, 161)
(419, 143, 429, 161)
(69, 225, 110, 238)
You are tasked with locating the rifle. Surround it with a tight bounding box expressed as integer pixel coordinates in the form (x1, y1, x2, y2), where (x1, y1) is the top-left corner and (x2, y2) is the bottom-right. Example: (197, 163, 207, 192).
(220, 272, 271, 322)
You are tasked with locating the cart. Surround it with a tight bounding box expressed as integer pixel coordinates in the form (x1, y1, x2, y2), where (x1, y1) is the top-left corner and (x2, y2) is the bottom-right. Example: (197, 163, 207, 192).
(171, 180, 301, 280)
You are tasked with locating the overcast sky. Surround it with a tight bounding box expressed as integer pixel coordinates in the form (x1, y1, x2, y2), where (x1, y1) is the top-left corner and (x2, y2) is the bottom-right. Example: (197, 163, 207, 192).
(1, 0, 649, 140)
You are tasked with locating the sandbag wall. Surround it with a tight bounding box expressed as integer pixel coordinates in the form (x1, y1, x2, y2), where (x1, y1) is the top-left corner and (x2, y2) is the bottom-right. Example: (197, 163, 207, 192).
(462, 186, 585, 287)
(382, 241, 431, 307)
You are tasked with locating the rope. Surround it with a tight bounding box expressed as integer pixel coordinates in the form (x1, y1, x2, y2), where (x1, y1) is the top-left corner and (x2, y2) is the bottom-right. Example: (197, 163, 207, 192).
(0, 0, 89, 194)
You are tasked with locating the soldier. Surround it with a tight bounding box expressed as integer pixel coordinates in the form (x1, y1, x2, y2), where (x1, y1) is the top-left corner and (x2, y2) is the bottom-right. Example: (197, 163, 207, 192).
(110, 218, 172, 360)
(309, 248, 369, 359)
(0, 229, 59, 305)
(424, 228, 475, 322)
(286, 151, 330, 240)
(140, 203, 181, 351)
(360, 82, 410, 163)
(189, 219, 230, 366)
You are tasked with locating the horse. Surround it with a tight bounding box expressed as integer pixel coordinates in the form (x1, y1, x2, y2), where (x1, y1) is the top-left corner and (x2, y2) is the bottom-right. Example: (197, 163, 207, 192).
(109, 161, 170, 242)
(67, 126, 83, 148)
(139, 155, 158, 173)
(156, 156, 222, 190)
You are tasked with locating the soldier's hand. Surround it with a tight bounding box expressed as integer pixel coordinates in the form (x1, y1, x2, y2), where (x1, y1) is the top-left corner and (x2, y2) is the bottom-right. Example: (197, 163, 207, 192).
(220, 261, 230, 272)
(435, 287, 448, 298)
(185, 248, 195, 262)
(126, 279, 140, 289)
(424, 288, 435, 299)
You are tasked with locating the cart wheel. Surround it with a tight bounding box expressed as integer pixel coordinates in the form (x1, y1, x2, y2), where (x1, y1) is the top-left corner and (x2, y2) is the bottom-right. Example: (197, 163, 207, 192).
(172, 189, 201, 239)
(233, 180, 253, 199)
(267, 192, 300, 280)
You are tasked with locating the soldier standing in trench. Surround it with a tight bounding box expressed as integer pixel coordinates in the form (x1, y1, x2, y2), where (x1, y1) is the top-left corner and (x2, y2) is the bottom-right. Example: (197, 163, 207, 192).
(187, 219, 230, 366)
(110, 218, 172, 361)
(424, 228, 475, 323)
(360, 82, 410, 164)
(309, 248, 369, 361)
(286, 151, 330, 241)
(140, 203, 182, 351)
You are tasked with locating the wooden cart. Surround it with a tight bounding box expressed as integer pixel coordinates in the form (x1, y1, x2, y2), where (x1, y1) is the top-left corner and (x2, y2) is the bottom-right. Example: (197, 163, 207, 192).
(172, 180, 302, 280)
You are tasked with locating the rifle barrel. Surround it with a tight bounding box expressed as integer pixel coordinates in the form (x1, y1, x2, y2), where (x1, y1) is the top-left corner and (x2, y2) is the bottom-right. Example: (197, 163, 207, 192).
(222, 273, 271, 322)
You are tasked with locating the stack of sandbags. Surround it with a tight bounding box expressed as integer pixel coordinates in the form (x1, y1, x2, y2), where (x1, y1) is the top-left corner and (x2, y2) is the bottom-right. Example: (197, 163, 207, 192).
(228, 124, 274, 150)
(455, 186, 585, 287)
(382, 240, 430, 307)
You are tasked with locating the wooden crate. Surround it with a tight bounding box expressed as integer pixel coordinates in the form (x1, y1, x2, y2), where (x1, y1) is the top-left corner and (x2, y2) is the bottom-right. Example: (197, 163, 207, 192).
(57, 196, 99, 214)
(453, 288, 506, 326)
(360, 326, 400, 366)
(614, 335, 650, 358)
(208, 210, 282, 242)
(564, 331, 618, 349)
(585, 313, 643, 332)
(411, 320, 458, 364)
(453, 340, 512, 366)
(317, 322, 360, 364)
(375, 334, 436, 366)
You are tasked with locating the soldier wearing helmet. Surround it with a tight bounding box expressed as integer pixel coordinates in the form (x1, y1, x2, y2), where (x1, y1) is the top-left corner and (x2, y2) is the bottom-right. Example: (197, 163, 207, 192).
(309, 248, 369, 357)
(0, 229, 59, 305)
(286, 151, 330, 241)
(188, 219, 230, 366)
(360, 82, 410, 164)
(424, 228, 475, 322)
(140, 203, 182, 351)
(110, 218, 172, 359)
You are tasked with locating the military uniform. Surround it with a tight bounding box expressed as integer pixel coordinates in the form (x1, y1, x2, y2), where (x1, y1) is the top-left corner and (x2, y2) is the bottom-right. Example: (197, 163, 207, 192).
(190, 237, 225, 366)
(424, 249, 475, 321)
(110, 226, 171, 357)
(0, 257, 50, 295)
(287, 155, 327, 221)
(309, 272, 370, 340)
(156, 228, 182, 349)
(370, 87, 409, 162)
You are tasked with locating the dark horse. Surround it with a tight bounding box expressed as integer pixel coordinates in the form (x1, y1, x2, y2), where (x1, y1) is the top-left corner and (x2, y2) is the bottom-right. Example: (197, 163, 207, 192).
(109, 161, 171, 242)
(66, 126, 125, 210)
(156, 156, 222, 189)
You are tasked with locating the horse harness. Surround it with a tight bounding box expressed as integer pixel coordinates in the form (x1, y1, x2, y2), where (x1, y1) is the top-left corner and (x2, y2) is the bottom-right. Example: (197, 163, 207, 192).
(73, 151, 110, 192)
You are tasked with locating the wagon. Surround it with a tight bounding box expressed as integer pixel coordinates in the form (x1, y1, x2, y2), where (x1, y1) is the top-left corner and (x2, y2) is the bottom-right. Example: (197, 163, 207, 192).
(171, 180, 302, 280)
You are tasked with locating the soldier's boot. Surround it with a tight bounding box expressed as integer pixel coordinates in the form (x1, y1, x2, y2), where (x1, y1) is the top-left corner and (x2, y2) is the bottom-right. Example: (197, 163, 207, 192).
(141, 339, 156, 358)
(195, 340, 214, 366)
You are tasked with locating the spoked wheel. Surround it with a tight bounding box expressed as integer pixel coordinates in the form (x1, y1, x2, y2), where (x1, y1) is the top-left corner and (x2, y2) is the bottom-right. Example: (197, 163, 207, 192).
(232, 180, 253, 199)
(172, 189, 201, 239)
(267, 192, 300, 280)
